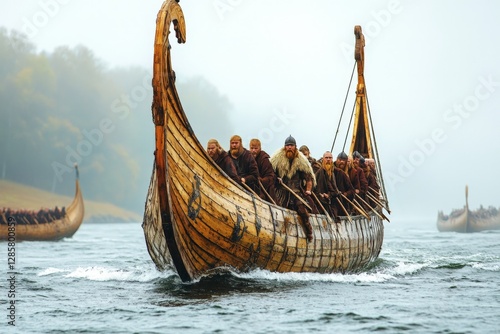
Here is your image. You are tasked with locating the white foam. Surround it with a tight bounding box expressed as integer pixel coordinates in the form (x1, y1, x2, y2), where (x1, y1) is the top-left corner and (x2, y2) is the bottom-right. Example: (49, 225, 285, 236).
(38, 267, 67, 276)
(471, 262, 500, 271)
(391, 261, 427, 276)
(64, 265, 172, 282)
(234, 269, 394, 283)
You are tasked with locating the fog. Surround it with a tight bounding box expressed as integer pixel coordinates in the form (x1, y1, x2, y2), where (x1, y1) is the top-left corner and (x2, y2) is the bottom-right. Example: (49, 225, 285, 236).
(2, 0, 500, 222)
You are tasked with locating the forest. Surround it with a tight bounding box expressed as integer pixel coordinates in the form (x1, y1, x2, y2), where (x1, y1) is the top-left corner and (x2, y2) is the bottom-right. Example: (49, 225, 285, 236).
(0, 28, 233, 214)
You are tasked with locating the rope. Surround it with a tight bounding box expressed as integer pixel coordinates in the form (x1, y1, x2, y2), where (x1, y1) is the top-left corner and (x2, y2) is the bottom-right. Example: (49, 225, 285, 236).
(365, 86, 390, 211)
(343, 101, 356, 152)
(330, 61, 356, 153)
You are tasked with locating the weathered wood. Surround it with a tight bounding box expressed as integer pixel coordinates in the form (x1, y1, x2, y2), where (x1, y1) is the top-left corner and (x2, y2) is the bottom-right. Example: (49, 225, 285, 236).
(142, 0, 387, 282)
(437, 185, 500, 233)
(0, 177, 84, 241)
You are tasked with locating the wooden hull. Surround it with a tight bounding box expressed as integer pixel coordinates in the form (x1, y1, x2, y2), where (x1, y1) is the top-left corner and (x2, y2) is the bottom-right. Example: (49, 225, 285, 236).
(437, 209, 468, 233)
(142, 0, 385, 282)
(143, 162, 384, 280)
(1, 180, 84, 241)
(437, 208, 500, 233)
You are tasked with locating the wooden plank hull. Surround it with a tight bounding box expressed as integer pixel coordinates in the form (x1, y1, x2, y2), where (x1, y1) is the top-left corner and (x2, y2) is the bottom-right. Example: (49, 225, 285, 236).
(143, 162, 384, 280)
(1, 180, 84, 241)
(437, 209, 468, 233)
(142, 0, 386, 282)
(437, 208, 500, 233)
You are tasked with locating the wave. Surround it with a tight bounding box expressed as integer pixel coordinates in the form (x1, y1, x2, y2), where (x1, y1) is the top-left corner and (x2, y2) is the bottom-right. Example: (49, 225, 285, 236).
(37, 265, 177, 282)
(38, 267, 67, 276)
(471, 262, 500, 271)
(218, 268, 396, 283)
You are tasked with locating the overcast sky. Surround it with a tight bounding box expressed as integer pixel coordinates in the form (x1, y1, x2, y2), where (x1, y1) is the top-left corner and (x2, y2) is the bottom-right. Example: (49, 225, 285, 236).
(2, 0, 500, 221)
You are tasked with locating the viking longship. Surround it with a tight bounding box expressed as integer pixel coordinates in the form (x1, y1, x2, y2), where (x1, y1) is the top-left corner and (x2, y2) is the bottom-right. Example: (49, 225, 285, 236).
(0, 165, 84, 241)
(437, 185, 500, 233)
(142, 0, 391, 282)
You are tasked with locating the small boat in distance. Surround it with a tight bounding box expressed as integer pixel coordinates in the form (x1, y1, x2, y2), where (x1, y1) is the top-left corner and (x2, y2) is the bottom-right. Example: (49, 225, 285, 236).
(437, 185, 500, 233)
(142, 0, 390, 282)
(0, 165, 84, 241)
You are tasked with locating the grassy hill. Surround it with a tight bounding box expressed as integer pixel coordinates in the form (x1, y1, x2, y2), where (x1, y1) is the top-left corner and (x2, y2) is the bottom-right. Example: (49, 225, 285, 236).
(0, 180, 142, 223)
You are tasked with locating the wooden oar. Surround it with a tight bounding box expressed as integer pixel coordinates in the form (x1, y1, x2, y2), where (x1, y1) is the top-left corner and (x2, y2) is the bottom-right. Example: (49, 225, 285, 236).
(327, 170, 353, 222)
(340, 193, 370, 220)
(368, 187, 391, 214)
(366, 191, 391, 216)
(355, 193, 389, 222)
(335, 197, 352, 223)
(312, 192, 332, 222)
(241, 182, 260, 198)
(258, 180, 277, 205)
(278, 181, 313, 212)
(353, 198, 371, 219)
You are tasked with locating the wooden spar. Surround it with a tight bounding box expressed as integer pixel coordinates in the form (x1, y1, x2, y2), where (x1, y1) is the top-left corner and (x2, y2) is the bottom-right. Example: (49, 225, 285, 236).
(311, 192, 332, 221)
(241, 182, 260, 198)
(278, 181, 313, 212)
(258, 180, 277, 205)
(367, 188, 391, 214)
(336, 197, 353, 223)
(349, 25, 373, 159)
(355, 193, 389, 222)
(341, 194, 370, 220)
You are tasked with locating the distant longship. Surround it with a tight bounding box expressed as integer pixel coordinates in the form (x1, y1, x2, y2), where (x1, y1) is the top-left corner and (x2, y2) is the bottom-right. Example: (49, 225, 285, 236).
(0, 165, 84, 241)
(437, 185, 500, 233)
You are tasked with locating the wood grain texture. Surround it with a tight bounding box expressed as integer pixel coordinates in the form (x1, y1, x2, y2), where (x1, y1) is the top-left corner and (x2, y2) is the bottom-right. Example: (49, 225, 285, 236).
(1, 178, 84, 241)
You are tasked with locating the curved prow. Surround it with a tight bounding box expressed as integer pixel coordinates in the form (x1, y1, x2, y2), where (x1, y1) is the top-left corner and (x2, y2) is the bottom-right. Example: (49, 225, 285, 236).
(464, 184, 471, 232)
(151, 0, 191, 281)
(349, 25, 390, 214)
(465, 184, 469, 210)
(350, 25, 371, 159)
(0, 164, 85, 241)
(64, 164, 84, 237)
(354, 25, 365, 95)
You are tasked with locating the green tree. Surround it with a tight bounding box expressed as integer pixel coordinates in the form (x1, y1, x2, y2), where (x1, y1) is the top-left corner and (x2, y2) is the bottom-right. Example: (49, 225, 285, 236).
(0, 28, 234, 215)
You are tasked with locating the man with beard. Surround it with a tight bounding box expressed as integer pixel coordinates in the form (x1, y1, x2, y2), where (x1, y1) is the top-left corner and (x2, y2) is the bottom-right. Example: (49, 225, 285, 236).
(350, 151, 369, 210)
(249, 138, 277, 203)
(270, 135, 318, 242)
(207, 139, 240, 184)
(360, 157, 380, 208)
(334, 151, 356, 216)
(229, 135, 260, 193)
(314, 151, 338, 219)
(299, 145, 321, 173)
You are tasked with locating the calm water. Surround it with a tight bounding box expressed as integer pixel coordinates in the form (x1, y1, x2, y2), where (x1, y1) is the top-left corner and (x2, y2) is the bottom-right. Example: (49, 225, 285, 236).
(1, 218, 499, 334)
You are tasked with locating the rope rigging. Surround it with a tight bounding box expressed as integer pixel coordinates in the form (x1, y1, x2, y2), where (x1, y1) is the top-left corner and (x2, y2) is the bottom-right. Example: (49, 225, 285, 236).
(329, 26, 390, 211)
(365, 87, 390, 212)
(330, 61, 356, 153)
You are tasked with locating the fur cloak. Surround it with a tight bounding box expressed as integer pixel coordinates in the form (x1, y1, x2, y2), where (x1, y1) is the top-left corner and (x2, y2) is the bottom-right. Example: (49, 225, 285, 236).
(270, 148, 316, 187)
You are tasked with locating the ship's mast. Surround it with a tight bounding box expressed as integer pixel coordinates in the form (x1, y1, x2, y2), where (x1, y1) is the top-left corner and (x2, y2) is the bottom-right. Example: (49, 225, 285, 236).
(349, 25, 373, 159)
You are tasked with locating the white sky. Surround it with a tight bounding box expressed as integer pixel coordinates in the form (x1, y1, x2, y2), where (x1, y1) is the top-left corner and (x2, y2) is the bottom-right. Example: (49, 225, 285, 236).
(2, 0, 500, 220)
